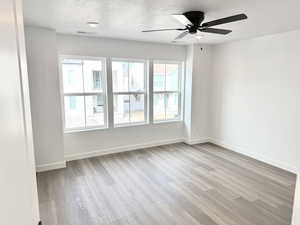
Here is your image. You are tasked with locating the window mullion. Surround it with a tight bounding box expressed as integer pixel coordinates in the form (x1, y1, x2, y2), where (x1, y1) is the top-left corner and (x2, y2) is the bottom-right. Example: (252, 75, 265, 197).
(81, 60, 87, 128)
(102, 58, 108, 128)
(164, 64, 167, 92)
(83, 95, 87, 128)
(106, 57, 114, 128)
(178, 92, 181, 120)
(128, 62, 131, 123)
(127, 62, 130, 93)
(164, 64, 167, 120)
(149, 61, 153, 123)
(128, 94, 131, 123)
(113, 91, 145, 95)
(164, 92, 167, 120)
(152, 91, 178, 94)
(64, 92, 103, 96)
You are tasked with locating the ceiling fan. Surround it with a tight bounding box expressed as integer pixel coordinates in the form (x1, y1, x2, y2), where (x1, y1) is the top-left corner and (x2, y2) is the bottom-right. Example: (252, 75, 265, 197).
(142, 11, 247, 41)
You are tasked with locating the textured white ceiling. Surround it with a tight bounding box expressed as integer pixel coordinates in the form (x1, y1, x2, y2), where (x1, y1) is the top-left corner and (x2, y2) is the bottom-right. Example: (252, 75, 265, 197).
(23, 0, 300, 44)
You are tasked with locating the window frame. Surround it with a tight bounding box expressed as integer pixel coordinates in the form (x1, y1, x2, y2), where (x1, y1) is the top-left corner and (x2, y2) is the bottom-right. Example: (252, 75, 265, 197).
(111, 57, 148, 127)
(152, 60, 184, 123)
(59, 55, 108, 133)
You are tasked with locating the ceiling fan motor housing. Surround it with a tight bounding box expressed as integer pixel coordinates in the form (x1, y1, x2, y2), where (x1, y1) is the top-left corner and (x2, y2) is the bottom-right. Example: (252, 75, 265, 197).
(183, 11, 205, 27)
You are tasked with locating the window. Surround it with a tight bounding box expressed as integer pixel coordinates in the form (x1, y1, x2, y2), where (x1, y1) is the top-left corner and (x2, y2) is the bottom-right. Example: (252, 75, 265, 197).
(60, 56, 183, 132)
(153, 61, 182, 122)
(93, 71, 102, 89)
(112, 59, 147, 126)
(61, 57, 107, 131)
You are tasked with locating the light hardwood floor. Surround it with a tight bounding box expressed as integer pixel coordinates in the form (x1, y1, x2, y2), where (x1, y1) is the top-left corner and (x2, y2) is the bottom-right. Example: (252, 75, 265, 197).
(37, 143, 296, 225)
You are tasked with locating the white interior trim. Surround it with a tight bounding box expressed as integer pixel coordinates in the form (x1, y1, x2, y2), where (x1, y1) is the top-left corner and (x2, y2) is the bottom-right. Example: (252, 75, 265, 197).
(36, 161, 66, 172)
(36, 138, 297, 174)
(37, 138, 191, 171)
(184, 138, 210, 145)
(65, 138, 185, 161)
(208, 138, 298, 174)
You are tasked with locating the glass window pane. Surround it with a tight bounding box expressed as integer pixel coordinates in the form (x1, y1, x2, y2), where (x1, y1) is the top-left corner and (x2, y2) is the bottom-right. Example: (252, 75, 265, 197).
(83, 60, 103, 93)
(166, 93, 179, 120)
(153, 93, 165, 121)
(114, 95, 130, 124)
(153, 63, 165, 91)
(62, 59, 83, 93)
(64, 96, 85, 129)
(112, 61, 129, 92)
(85, 95, 105, 127)
(166, 64, 179, 91)
(129, 62, 144, 92)
(130, 94, 145, 123)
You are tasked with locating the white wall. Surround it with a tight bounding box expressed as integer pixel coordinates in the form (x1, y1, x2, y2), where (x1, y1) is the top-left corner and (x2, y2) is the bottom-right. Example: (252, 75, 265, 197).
(22, 21, 300, 225)
(185, 44, 212, 144)
(209, 30, 300, 225)
(57, 34, 187, 159)
(57, 34, 186, 60)
(23, 24, 300, 225)
(25, 29, 198, 165)
(209, 29, 300, 173)
(0, 0, 40, 224)
(25, 26, 65, 170)
(190, 45, 211, 142)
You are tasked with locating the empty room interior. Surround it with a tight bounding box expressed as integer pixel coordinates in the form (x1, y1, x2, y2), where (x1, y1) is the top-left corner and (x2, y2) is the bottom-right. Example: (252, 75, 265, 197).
(3, 0, 300, 224)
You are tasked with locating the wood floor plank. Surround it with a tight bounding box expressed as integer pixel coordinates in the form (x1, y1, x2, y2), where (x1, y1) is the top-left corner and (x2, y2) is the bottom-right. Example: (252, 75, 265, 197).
(37, 143, 296, 225)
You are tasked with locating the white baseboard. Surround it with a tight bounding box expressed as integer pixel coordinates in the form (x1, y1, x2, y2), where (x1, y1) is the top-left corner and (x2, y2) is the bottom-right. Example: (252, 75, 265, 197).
(37, 137, 298, 174)
(36, 161, 66, 172)
(184, 138, 210, 145)
(208, 138, 298, 174)
(65, 138, 185, 162)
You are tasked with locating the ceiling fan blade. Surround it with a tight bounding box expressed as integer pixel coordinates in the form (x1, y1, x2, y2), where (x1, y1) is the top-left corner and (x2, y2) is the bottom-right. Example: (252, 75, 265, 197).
(201, 14, 247, 28)
(142, 28, 186, 32)
(174, 31, 189, 40)
(172, 14, 192, 26)
(200, 28, 232, 35)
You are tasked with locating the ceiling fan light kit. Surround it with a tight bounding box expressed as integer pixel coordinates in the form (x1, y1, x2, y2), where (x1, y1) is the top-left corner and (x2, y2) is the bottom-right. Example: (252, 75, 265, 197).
(142, 11, 248, 41)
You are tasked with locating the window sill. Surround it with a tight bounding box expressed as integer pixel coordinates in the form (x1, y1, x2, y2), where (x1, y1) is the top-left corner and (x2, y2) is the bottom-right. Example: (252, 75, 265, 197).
(114, 120, 182, 128)
(64, 126, 108, 134)
(114, 122, 148, 128)
(153, 119, 183, 125)
(64, 120, 183, 134)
